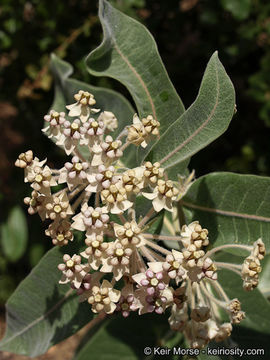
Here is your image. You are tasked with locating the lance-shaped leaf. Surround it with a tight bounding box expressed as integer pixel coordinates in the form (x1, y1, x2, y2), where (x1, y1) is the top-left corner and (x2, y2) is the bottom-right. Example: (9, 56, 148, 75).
(86, 0, 185, 133)
(182, 172, 270, 252)
(146, 52, 235, 170)
(0, 246, 93, 357)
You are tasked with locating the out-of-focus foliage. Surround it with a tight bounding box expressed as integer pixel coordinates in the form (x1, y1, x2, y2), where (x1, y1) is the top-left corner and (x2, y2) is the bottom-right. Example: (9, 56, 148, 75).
(1, 0, 270, 306)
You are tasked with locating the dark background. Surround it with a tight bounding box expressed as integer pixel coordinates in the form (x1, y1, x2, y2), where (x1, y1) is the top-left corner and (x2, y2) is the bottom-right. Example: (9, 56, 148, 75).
(1, 0, 270, 306)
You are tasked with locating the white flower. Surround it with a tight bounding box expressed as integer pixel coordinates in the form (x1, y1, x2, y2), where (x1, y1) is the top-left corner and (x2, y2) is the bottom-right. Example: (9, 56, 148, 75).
(87, 280, 121, 314)
(113, 220, 145, 247)
(42, 110, 66, 139)
(142, 179, 179, 212)
(72, 204, 109, 234)
(58, 254, 90, 289)
(58, 156, 89, 190)
(101, 182, 133, 214)
(100, 241, 133, 281)
(98, 111, 118, 132)
(66, 90, 100, 123)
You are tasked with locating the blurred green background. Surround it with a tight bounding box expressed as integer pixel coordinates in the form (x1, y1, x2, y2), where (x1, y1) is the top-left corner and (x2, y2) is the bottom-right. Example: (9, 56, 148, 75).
(1, 0, 270, 310)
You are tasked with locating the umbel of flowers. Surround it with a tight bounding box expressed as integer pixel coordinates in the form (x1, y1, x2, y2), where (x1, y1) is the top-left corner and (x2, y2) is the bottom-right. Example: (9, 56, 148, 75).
(16, 90, 266, 349)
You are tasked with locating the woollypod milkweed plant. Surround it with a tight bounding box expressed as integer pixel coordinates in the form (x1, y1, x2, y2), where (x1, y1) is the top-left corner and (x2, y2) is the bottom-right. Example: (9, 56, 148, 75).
(1, 1, 270, 358)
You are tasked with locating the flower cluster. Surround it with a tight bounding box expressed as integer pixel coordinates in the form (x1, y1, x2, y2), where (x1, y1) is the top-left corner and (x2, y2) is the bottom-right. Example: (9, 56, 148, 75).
(16, 90, 266, 349)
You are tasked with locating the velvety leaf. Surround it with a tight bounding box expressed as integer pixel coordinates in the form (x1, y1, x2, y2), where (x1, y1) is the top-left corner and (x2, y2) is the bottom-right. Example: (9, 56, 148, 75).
(49, 54, 137, 166)
(146, 52, 235, 171)
(0, 245, 93, 357)
(74, 313, 171, 360)
(86, 0, 185, 134)
(1, 206, 28, 262)
(182, 172, 270, 252)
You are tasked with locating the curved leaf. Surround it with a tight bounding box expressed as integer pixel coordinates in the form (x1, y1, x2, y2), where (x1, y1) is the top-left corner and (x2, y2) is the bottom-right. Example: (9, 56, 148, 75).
(146, 52, 235, 169)
(182, 172, 270, 252)
(0, 246, 93, 357)
(86, 0, 185, 133)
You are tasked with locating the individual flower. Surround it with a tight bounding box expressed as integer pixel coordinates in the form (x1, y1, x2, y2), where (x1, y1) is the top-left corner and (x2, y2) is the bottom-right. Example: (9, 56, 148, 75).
(122, 168, 144, 194)
(15, 150, 34, 169)
(142, 161, 164, 186)
(26, 164, 57, 195)
(81, 233, 109, 270)
(81, 118, 105, 146)
(58, 254, 90, 289)
(56, 118, 84, 155)
(58, 156, 89, 190)
(127, 114, 148, 147)
(180, 221, 209, 249)
(100, 241, 133, 281)
(87, 280, 121, 314)
(42, 110, 66, 139)
(72, 204, 109, 234)
(214, 323, 232, 342)
(127, 114, 160, 148)
(23, 190, 47, 220)
(116, 284, 138, 317)
(45, 191, 73, 220)
(162, 249, 186, 283)
(142, 179, 179, 212)
(113, 221, 145, 247)
(227, 298, 245, 324)
(66, 90, 100, 122)
(86, 164, 119, 193)
(45, 220, 73, 246)
(91, 136, 123, 166)
(101, 182, 133, 214)
(252, 238, 265, 260)
(241, 255, 261, 291)
(98, 111, 118, 132)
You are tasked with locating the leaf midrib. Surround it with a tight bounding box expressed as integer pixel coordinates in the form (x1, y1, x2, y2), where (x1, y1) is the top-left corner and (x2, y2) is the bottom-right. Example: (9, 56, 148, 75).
(0, 288, 73, 346)
(159, 57, 220, 166)
(182, 200, 270, 222)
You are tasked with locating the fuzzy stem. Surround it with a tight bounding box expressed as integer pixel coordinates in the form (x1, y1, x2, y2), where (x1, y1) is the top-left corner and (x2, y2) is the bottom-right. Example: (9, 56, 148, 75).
(120, 141, 130, 153)
(209, 279, 230, 303)
(204, 244, 252, 259)
(116, 127, 128, 141)
(215, 262, 242, 276)
(145, 239, 171, 256)
(95, 192, 100, 207)
(138, 207, 155, 228)
(140, 246, 156, 262)
(143, 233, 183, 241)
(73, 148, 86, 163)
(118, 213, 127, 224)
(136, 249, 147, 272)
(199, 281, 228, 309)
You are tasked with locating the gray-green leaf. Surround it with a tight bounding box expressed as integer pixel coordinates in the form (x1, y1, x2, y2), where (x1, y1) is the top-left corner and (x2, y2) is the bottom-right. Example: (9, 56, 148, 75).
(1, 206, 28, 262)
(182, 172, 270, 252)
(0, 246, 93, 357)
(74, 313, 170, 360)
(86, 0, 185, 133)
(146, 52, 235, 170)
